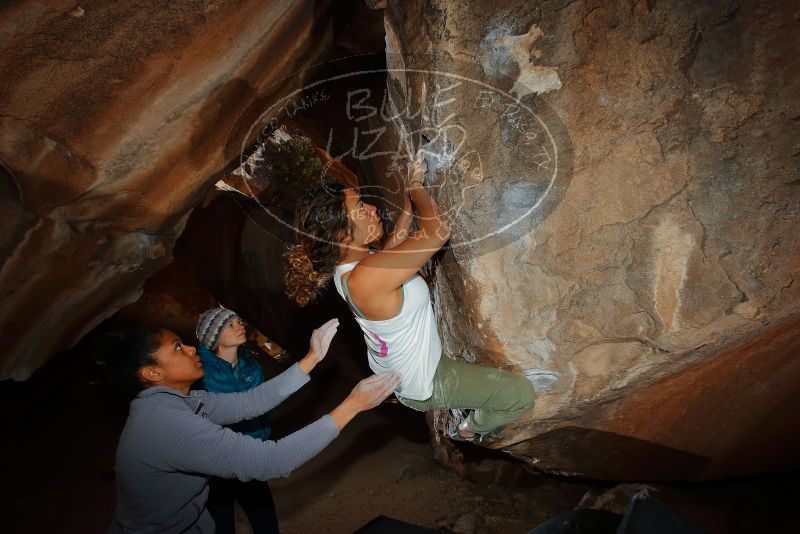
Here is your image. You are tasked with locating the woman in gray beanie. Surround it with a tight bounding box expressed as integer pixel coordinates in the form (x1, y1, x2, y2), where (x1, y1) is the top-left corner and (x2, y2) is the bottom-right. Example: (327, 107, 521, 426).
(194, 306, 301, 534)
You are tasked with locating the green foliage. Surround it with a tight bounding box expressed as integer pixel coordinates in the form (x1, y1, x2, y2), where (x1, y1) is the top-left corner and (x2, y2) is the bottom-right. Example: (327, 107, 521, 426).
(263, 137, 323, 184)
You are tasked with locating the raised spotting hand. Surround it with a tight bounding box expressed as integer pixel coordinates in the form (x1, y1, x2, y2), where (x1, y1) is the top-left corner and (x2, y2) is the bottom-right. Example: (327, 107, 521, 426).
(299, 318, 339, 374)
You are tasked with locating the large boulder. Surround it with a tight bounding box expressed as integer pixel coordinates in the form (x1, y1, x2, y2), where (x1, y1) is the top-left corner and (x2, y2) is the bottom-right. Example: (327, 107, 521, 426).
(381, 0, 800, 479)
(2, 0, 797, 483)
(0, 0, 336, 379)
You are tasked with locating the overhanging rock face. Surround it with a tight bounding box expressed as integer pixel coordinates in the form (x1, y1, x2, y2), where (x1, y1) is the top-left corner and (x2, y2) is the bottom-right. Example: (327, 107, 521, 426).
(382, 0, 800, 479)
(0, 0, 335, 379)
(1, 0, 797, 482)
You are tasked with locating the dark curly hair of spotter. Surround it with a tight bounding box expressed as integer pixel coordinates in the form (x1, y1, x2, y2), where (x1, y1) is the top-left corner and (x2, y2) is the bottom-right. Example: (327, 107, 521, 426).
(91, 328, 163, 398)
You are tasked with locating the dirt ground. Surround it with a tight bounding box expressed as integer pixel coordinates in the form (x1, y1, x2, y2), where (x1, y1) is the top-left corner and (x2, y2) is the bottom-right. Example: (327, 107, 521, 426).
(264, 403, 591, 534)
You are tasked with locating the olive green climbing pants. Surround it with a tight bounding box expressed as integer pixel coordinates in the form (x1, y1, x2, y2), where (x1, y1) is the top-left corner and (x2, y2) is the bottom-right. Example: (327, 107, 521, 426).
(396, 355, 535, 434)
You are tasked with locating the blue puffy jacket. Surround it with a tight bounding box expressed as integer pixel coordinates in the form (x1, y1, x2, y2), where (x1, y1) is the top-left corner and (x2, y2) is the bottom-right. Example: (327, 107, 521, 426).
(195, 344, 272, 440)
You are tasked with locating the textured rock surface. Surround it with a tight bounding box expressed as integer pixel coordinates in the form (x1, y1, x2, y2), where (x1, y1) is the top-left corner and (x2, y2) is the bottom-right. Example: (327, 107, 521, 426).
(2, 0, 798, 483)
(383, 0, 800, 479)
(0, 0, 336, 379)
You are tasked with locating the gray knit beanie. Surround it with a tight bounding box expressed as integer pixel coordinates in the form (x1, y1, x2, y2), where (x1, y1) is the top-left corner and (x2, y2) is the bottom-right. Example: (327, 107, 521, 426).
(196, 307, 238, 350)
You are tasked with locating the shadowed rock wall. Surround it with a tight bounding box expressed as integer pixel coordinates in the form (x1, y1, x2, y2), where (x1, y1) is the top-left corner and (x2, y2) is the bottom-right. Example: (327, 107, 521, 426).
(382, 0, 800, 479)
(1, 0, 797, 481)
(0, 0, 335, 379)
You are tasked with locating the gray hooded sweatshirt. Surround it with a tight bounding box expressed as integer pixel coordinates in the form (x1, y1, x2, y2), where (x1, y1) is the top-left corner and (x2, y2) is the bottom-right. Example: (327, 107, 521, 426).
(109, 363, 339, 533)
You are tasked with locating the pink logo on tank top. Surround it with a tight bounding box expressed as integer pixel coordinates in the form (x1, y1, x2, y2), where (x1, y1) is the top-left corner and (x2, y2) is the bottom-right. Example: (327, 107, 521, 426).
(368, 330, 389, 357)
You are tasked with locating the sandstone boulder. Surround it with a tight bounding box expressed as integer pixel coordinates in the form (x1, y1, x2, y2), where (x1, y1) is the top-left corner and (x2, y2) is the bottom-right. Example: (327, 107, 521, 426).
(0, 0, 336, 379)
(382, 0, 800, 479)
(2, 0, 798, 483)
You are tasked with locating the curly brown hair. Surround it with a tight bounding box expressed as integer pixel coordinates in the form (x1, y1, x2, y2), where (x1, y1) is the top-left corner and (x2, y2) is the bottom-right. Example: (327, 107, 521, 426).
(284, 181, 353, 306)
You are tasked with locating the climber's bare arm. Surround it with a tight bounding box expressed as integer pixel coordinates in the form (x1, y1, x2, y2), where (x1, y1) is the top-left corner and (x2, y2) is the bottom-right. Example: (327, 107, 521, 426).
(350, 168, 449, 300)
(382, 192, 414, 250)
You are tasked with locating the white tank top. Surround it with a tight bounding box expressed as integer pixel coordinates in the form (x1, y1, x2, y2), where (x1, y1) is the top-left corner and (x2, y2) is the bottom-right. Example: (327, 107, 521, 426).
(333, 261, 442, 401)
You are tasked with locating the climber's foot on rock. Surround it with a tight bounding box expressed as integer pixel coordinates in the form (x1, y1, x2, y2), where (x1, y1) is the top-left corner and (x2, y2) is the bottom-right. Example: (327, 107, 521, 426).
(447, 409, 475, 442)
(457, 421, 476, 440)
